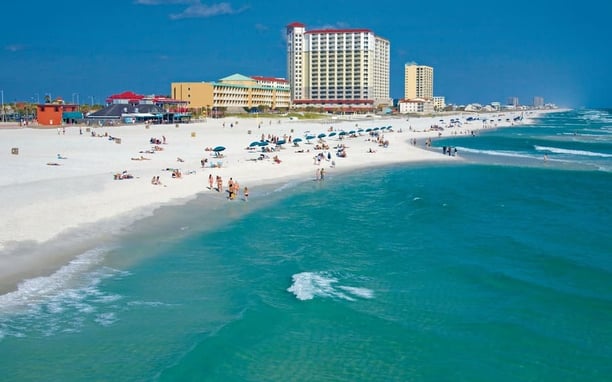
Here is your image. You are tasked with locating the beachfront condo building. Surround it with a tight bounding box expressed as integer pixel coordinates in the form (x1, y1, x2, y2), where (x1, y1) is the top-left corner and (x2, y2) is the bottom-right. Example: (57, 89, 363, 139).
(533, 96, 544, 108)
(404, 63, 433, 100)
(171, 74, 291, 114)
(286, 22, 391, 112)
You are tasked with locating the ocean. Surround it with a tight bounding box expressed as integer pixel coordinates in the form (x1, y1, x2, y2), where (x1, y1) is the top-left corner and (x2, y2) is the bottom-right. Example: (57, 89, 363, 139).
(0, 109, 611, 381)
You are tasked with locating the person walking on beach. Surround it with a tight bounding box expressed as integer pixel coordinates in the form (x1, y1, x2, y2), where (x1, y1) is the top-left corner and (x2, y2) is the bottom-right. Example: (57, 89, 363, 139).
(217, 176, 223, 192)
(320, 168, 325, 181)
(315, 168, 321, 181)
(208, 174, 214, 190)
(243, 186, 249, 202)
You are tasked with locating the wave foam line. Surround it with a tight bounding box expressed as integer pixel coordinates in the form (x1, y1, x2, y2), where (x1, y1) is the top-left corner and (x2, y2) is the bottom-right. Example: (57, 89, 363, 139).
(454, 146, 536, 160)
(534, 145, 612, 158)
(0, 246, 117, 312)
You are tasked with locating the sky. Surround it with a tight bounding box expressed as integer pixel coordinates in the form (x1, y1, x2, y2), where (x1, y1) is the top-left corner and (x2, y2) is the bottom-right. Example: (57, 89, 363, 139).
(0, 0, 610, 108)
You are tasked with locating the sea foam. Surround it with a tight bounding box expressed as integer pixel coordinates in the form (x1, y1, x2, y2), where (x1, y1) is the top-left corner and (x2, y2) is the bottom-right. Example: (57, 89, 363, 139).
(287, 271, 374, 301)
(534, 145, 612, 158)
(0, 247, 128, 339)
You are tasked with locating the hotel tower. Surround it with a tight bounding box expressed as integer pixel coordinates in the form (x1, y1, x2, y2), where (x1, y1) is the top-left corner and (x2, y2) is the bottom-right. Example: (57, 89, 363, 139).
(286, 22, 391, 111)
(404, 63, 433, 100)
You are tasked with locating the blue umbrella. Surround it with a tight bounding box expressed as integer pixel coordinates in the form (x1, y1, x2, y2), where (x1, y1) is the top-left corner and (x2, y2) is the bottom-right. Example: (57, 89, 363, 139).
(365, 128, 372, 132)
(318, 133, 327, 139)
(328, 132, 337, 137)
(339, 131, 347, 136)
(276, 139, 286, 145)
(349, 130, 356, 135)
(213, 146, 226, 152)
(373, 127, 380, 131)
(293, 137, 303, 143)
(249, 141, 261, 147)
(259, 141, 269, 146)
(305, 135, 315, 141)
(357, 128, 364, 133)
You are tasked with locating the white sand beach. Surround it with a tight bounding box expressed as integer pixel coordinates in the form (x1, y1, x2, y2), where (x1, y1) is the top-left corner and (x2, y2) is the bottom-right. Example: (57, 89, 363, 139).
(0, 110, 545, 291)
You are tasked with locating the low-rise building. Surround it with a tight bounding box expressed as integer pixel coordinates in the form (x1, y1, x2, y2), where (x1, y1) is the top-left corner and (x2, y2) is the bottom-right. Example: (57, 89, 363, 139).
(433, 96, 446, 111)
(171, 74, 291, 114)
(36, 99, 81, 126)
(86, 91, 189, 124)
(398, 98, 434, 114)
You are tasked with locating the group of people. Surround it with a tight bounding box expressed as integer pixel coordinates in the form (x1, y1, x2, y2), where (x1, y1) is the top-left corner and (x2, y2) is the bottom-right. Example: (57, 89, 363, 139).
(313, 151, 331, 165)
(149, 136, 166, 145)
(208, 174, 248, 201)
(442, 146, 458, 156)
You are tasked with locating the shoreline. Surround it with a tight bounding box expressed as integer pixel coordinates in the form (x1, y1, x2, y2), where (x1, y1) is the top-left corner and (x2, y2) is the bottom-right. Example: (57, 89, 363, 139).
(0, 109, 563, 293)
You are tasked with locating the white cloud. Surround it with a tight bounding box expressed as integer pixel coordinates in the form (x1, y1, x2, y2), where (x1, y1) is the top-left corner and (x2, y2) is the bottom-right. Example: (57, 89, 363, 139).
(135, 0, 247, 19)
(169, 2, 248, 20)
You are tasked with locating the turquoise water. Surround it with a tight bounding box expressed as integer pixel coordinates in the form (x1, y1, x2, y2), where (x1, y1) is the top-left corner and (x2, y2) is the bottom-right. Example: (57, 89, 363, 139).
(1, 109, 611, 381)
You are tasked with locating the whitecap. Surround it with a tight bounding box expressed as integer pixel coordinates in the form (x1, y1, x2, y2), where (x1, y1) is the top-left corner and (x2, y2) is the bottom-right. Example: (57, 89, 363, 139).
(534, 145, 612, 158)
(287, 272, 374, 302)
(287, 272, 338, 301)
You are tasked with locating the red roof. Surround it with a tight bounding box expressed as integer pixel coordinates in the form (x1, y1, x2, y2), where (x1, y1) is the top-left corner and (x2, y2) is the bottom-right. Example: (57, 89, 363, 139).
(106, 91, 188, 104)
(305, 28, 371, 35)
(251, 76, 288, 83)
(287, 22, 305, 28)
(107, 91, 144, 100)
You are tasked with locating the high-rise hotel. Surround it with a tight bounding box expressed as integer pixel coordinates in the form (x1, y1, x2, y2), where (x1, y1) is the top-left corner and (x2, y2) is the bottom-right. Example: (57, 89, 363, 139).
(404, 63, 433, 100)
(286, 22, 391, 111)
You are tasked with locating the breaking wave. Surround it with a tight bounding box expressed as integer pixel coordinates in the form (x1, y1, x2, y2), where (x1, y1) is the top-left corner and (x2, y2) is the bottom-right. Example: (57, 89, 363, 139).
(287, 271, 374, 301)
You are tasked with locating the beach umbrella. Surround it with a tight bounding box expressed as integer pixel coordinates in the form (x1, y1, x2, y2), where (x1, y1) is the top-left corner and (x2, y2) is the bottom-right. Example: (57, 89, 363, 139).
(365, 128, 372, 132)
(349, 130, 356, 135)
(339, 131, 347, 136)
(276, 139, 286, 146)
(259, 141, 269, 146)
(249, 141, 261, 147)
(357, 128, 364, 133)
(373, 127, 380, 131)
(213, 146, 226, 152)
(293, 137, 303, 143)
(387, 125, 392, 129)
(317, 133, 327, 139)
(328, 132, 337, 137)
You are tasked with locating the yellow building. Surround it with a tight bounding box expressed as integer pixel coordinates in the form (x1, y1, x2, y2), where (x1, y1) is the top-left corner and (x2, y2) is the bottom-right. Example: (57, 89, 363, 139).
(171, 74, 291, 113)
(171, 82, 214, 113)
(404, 63, 433, 100)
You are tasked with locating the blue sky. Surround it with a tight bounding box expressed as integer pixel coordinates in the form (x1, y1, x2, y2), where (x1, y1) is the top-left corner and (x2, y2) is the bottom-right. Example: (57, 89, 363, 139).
(0, 0, 610, 108)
